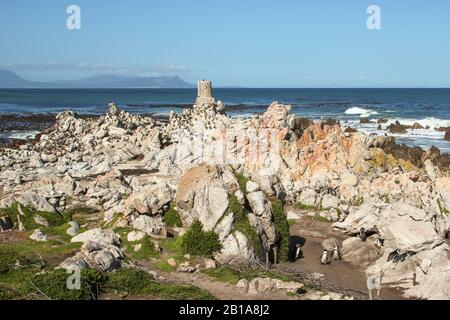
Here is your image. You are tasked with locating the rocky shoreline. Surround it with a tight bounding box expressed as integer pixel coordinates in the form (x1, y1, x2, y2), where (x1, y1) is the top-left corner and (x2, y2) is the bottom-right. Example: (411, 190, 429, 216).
(1, 85, 450, 300)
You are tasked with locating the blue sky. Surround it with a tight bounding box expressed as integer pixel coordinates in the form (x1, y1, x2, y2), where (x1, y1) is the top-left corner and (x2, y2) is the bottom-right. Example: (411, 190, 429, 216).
(0, 0, 449, 87)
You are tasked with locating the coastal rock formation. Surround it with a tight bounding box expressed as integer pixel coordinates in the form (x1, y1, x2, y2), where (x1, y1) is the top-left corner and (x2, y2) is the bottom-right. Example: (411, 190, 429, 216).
(1, 82, 450, 299)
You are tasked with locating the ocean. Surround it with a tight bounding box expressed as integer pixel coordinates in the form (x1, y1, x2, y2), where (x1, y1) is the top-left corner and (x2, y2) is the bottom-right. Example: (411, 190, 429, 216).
(1, 88, 450, 152)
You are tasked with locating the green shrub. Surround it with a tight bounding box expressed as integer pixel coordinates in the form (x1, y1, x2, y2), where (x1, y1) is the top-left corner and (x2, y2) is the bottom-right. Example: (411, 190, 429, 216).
(271, 199, 290, 262)
(0, 249, 20, 275)
(27, 269, 107, 300)
(181, 220, 222, 257)
(106, 269, 154, 294)
(0, 285, 16, 300)
(229, 194, 260, 254)
(164, 202, 182, 227)
(0, 248, 45, 275)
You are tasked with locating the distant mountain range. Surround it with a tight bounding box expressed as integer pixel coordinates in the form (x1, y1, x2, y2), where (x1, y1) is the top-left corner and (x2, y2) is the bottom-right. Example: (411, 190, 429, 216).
(0, 70, 194, 88)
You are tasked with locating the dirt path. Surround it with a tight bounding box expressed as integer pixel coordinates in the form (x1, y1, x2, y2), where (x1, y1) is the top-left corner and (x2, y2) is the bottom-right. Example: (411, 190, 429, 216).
(158, 271, 297, 300)
(280, 211, 405, 300)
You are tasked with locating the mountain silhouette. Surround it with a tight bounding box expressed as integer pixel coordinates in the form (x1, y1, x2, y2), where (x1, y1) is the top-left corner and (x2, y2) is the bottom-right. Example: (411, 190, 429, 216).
(0, 70, 194, 88)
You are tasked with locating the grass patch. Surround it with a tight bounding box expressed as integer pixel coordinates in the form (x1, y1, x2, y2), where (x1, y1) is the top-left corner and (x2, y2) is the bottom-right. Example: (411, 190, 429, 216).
(203, 266, 296, 285)
(106, 268, 214, 299)
(313, 214, 331, 223)
(271, 199, 290, 262)
(1, 203, 69, 231)
(437, 198, 449, 217)
(293, 203, 318, 211)
(164, 202, 182, 228)
(351, 196, 364, 207)
(288, 219, 297, 226)
(155, 260, 177, 272)
(125, 236, 158, 261)
(234, 172, 249, 196)
(65, 207, 98, 226)
(159, 236, 184, 255)
(181, 220, 222, 258)
(103, 213, 123, 229)
(141, 282, 215, 300)
(0, 240, 82, 265)
(113, 226, 159, 261)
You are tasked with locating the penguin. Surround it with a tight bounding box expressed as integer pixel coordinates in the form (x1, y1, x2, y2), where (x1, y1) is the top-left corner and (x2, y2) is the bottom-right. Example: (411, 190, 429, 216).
(295, 244, 303, 260)
(387, 249, 400, 262)
(393, 250, 414, 263)
(359, 227, 367, 242)
(320, 250, 330, 265)
(375, 237, 384, 248)
(332, 244, 341, 261)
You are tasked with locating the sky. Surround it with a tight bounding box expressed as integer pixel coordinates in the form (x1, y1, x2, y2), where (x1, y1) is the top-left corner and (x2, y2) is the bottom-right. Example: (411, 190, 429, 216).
(0, 0, 449, 87)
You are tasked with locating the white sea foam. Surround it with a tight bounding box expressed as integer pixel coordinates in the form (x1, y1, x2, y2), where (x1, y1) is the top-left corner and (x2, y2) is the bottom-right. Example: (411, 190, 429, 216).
(386, 117, 450, 130)
(0, 130, 40, 140)
(345, 117, 450, 153)
(344, 106, 378, 117)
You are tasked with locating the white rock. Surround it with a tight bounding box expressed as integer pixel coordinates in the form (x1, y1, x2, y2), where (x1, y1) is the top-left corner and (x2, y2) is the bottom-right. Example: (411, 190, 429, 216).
(16, 191, 56, 213)
(71, 228, 120, 247)
(127, 230, 146, 242)
(30, 229, 47, 242)
(321, 194, 339, 209)
(246, 181, 260, 193)
(132, 215, 164, 236)
(66, 221, 80, 236)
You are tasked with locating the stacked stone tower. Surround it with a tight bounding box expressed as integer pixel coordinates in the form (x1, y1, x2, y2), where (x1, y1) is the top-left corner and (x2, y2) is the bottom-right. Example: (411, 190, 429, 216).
(196, 80, 215, 105)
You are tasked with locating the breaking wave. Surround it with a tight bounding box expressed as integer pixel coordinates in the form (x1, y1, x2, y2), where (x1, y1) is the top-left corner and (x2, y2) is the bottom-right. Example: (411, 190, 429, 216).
(344, 106, 378, 117)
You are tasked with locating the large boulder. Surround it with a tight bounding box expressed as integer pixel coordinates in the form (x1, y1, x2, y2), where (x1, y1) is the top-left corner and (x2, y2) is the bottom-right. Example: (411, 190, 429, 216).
(16, 191, 56, 213)
(332, 200, 383, 235)
(175, 165, 231, 231)
(214, 231, 255, 265)
(132, 215, 164, 236)
(124, 182, 173, 216)
(377, 202, 443, 253)
(70, 228, 120, 247)
(341, 237, 381, 268)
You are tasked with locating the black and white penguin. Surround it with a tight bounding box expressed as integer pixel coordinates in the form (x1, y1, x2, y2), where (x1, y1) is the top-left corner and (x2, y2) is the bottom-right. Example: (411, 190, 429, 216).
(320, 250, 330, 265)
(332, 244, 341, 261)
(295, 244, 303, 260)
(288, 241, 304, 262)
(387, 249, 400, 262)
(375, 237, 384, 248)
(359, 227, 367, 242)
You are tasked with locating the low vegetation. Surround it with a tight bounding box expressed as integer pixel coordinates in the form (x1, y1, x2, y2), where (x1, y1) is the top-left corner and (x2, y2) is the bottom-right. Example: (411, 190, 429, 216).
(271, 199, 290, 262)
(229, 194, 261, 255)
(234, 172, 249, 197)
(203, 266, 296, 285)
(0, 245, 214, 300)
(293, 202, 318, 211)
(164, 202, 182, 228)
(181, 220, 222, 257)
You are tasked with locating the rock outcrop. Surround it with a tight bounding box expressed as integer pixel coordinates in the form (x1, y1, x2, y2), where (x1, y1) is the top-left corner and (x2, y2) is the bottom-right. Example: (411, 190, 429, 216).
(1, 85, 450, 298)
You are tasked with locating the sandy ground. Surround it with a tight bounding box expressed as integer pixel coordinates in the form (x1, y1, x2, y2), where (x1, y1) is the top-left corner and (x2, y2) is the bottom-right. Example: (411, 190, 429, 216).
(278, 211, 406, 300)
